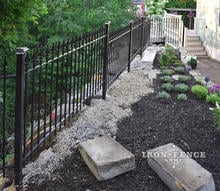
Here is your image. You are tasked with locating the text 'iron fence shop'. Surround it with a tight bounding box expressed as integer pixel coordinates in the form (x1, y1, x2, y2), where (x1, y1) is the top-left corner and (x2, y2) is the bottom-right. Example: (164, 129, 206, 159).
(0, 17, 150, 186)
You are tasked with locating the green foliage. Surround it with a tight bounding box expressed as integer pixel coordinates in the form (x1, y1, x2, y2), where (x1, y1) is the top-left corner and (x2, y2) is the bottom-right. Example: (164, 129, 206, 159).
(162, 69, 174, 76)
(159, 54, 170, 66)
(188, 57, 197, 69)
(206, 94, 220, 105)
(145, 0, 165, 16)
(177, 93, 188, 101)
(210, 103, 220, 129)
(178, 75, 192, 83)
(160, 75, 173, 83)
(173, 61, 184, 67)
(161, 83, 174, 91)
(165, 0, 196, 9)
(191, 85, 209, 99)
(175, 83, 189, 93)
(156, 91, 171, 99)
(175, 66, 185, 74)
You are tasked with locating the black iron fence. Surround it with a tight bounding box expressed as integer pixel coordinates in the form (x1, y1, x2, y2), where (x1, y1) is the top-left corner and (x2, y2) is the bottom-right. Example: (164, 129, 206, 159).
(0, 17, 150, 186)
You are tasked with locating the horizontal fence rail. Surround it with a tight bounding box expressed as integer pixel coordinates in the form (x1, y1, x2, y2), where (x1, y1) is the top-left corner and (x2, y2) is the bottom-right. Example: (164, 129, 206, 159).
(0, 17, 150, 186)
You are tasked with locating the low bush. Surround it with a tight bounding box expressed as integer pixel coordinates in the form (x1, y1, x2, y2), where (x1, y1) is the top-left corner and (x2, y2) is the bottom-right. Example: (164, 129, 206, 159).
(175, 83, 189, 93)
(177, 93, 188, 101)
(191, 85, 208, 99)
(206, 94, 220, 105)
(178, 75, 191, 83)
(173, 61, 184, 67)
(156, 91, 171, 99)
(160, 75, 173, 83)
(162, 69, 174, 76)
(161, 83, 174, 91)
(175, 66, 185, 74)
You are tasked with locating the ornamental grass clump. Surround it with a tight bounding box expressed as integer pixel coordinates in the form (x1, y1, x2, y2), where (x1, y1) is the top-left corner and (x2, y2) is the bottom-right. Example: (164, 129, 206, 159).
(191, 85, 208, 99)
(161, 83, 174, 92)
(177, 93, 188, 101)
(156, 91, 171, 99)
(160, 75, 173, 83)
(178, 75, 191, 83)
(162, 69, 174, 76)
(175, 83, 189, 93)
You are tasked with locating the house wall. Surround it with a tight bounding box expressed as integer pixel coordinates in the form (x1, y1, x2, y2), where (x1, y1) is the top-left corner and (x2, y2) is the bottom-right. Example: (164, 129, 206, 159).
(195, 0, 220, 60)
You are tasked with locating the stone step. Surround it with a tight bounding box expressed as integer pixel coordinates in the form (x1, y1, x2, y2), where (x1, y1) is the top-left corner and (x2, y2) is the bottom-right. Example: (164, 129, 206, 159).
(78, 135, 135, 181)
(186, 41, 202, 47)
(186, 36, 200, 42)
(147, 143, 215, 191)
(187, 51, 208, 57)
(186, 46, 204, 52)
(141, 48, 158, 64)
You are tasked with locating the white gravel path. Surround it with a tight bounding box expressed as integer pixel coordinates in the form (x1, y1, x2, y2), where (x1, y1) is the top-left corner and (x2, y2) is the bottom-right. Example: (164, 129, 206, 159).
(23, 51, 160, 185)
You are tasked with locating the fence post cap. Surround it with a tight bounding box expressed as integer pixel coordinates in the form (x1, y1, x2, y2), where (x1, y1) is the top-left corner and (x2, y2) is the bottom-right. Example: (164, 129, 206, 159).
(105, 21, 111, 25)
(15, 47, 29, 55)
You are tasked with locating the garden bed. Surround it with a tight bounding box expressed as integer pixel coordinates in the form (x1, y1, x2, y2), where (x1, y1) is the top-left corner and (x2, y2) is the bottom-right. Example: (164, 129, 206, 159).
(26, 50, 220, 191)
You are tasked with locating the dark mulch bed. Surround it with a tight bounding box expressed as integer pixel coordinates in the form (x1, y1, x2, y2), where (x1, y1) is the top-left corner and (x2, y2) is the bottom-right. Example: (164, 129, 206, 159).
(27, 55, 220, 191)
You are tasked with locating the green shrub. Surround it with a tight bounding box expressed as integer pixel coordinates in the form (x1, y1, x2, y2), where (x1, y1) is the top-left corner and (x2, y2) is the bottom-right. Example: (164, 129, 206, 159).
(156, 91, 171, 99)
(195, 79, 203, 85)
(159, 54, 170, 66)
(177, 93, 188, 101)
(175, 66, 185, 74)
(175, 83, 189, 93)
(160, 75, 173, 83)
(206, 94, 220, 105)
(162, 69, 174, 76)
(210, 103, 220, 129)
(178, 75, 192, 83)
(161, 83, 174, 91)
(191, 85, 208, 99)
(173, 61, 184, 67)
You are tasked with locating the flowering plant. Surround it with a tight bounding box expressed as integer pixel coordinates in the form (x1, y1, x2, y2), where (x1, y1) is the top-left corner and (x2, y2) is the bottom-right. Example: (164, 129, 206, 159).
(209, 84, 220, 95)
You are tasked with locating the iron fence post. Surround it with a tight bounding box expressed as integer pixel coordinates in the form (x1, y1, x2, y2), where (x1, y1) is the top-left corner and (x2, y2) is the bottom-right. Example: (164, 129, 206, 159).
(102, 22, 110, 100)
(141, 17, 145, 57)
(14, 47, 29, 185)
(128, 21, 133, 73)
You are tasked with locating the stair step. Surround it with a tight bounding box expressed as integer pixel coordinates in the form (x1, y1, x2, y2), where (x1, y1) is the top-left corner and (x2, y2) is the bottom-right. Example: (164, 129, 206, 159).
(186, 41, 202, 47)
(186, 36, 200, 42)
(187, 51, 207, 56)
(186, 46, 204, 52)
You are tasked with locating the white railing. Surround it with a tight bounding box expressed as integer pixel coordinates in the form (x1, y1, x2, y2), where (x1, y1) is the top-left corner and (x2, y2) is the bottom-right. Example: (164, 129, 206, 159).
(150, 14, 184, 47)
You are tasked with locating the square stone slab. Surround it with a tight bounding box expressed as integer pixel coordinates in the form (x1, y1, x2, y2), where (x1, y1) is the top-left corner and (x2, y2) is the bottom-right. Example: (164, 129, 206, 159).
(147, 143, 215, 191)
(78, 135, 135, 181)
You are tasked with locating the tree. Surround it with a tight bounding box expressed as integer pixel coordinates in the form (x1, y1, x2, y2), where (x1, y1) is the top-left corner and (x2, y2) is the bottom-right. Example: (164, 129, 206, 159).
(165, 0, 196, 9)
(0, 0, 47, 55)
(145, 0, 165, 16)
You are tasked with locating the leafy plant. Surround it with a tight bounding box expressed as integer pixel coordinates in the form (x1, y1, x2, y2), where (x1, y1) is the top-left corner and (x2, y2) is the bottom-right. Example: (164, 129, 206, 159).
(160, 75, 173, 83)
(175, 83, 189, 93)
(187, 57, 197, 69)
(206, 94, 220, 105)
(156, 91, 171, 99)
(191, 85, 208, 99)
(210, 102, 220, 129)
(175, 66, 185, 74)
(177, 93, 188, 101)
(161, 83, 174, 91)
(159, 54, 170, 66)
(178, 75, 191, 83)
(173, 61, 184, 67)
(162, 69, 174, 76)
